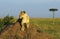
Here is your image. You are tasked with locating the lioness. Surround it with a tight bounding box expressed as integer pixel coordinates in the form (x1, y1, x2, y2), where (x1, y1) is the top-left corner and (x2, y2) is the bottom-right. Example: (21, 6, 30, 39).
(19, 11, 29, 31)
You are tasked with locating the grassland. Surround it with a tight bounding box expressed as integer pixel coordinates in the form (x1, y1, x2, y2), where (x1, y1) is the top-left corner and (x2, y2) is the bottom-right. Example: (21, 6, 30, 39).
(0, 18, 60, 39)
(30, 18, 60, 39)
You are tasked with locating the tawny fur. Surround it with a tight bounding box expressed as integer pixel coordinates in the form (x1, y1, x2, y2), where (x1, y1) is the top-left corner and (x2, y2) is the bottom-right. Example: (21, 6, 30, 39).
(19, 11, 29, 31)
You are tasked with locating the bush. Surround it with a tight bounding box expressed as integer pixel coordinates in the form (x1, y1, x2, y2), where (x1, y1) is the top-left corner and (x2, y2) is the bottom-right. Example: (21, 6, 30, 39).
(0, 15, 15, 29)
(0, 19, 4, 29)
(3, 15, 14, 25)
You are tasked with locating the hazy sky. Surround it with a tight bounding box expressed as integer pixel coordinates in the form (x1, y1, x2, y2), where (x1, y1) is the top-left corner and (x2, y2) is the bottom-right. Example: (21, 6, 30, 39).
(0, 0, 60, 18)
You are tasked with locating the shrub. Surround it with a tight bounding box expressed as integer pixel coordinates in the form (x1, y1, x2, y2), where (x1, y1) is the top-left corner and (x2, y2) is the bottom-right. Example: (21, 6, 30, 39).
(3, 15, 14, 25)
(0, 19, 4, 28)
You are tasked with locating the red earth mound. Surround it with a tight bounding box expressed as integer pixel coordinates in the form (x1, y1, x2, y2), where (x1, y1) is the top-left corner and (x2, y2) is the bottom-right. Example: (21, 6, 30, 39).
(0, 22, 52, 39)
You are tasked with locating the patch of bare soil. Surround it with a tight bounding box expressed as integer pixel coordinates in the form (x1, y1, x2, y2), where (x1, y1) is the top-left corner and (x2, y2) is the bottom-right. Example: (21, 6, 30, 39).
(0, 22, 52, 39)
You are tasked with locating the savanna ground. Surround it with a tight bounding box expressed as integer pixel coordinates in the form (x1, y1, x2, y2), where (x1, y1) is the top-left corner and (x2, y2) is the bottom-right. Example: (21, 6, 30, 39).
(30, 18, 60, 39)
(0, 18, 60, 39)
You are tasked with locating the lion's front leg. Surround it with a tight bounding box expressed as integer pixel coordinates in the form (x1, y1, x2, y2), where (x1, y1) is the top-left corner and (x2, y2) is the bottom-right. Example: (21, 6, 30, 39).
(21, 23, 25, 32)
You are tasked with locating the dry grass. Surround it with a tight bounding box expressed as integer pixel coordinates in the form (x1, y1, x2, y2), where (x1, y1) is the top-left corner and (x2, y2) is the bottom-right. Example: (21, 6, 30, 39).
(0, 22, 52, 39)
(30, 18, 60, 39)
(0, 18, 60, 39)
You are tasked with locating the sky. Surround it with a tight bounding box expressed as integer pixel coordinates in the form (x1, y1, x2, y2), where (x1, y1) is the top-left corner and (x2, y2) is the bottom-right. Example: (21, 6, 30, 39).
(0, 0, 60, 18)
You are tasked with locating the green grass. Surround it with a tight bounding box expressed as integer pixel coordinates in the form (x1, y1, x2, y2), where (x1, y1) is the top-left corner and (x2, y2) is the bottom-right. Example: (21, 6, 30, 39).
(30, 18, 60, 39)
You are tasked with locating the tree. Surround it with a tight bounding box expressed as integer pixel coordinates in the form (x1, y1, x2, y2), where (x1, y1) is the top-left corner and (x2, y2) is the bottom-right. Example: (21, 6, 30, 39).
(49, 8, 58, 24)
